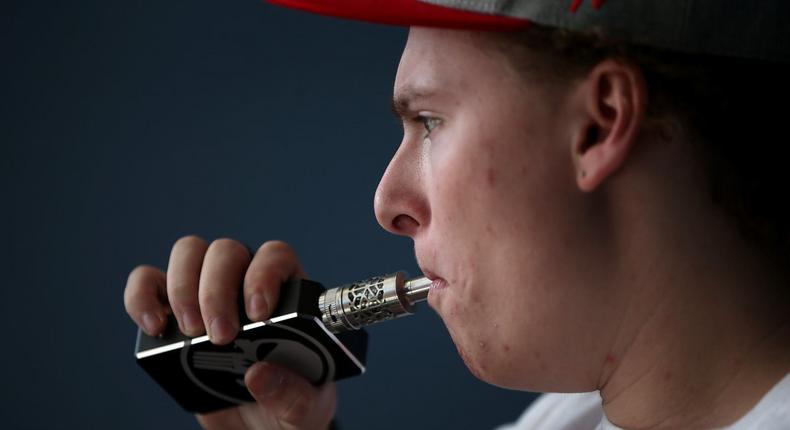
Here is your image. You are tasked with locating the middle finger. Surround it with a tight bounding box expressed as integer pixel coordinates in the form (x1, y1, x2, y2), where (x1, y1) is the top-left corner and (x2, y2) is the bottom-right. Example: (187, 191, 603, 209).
(199, 238, 251, 345)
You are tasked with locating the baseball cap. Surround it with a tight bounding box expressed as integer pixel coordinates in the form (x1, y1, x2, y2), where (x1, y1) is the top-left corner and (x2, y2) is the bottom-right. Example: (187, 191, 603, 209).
(267, 0, 790, 63)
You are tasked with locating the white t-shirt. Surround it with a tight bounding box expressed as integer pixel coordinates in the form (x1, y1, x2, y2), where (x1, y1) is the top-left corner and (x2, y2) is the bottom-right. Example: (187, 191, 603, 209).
(495, 373, 790, 430)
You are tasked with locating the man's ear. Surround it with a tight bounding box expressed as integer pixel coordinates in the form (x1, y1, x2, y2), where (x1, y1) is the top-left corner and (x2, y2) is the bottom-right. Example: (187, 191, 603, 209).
(570, 59, 648, 192)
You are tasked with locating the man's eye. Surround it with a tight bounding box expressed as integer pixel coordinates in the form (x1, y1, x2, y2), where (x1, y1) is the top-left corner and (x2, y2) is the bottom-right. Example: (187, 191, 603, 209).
(417, 115, 441, 134)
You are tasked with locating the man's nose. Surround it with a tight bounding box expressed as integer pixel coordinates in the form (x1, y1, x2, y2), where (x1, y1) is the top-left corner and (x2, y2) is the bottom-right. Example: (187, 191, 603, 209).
(373, 144, 428, 238)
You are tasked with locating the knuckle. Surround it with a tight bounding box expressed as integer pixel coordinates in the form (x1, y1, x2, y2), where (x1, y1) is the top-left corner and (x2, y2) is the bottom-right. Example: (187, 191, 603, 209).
(127, 264, 155, 284)
(198, 285, 238, 310)
(124, 265, 156, 307)
(123, 283, 140, 309)
(173, 235, 208, 252)
(257, 240, 292, 255)
(208, 238, 249, 259)
(244, 269, 284, 304)
(167, 282, 198, 306)
(122, 290, 136, 314)
(198, 287, 230, 308)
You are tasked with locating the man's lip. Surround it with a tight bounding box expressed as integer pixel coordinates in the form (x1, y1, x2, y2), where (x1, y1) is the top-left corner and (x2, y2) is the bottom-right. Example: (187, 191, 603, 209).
(419, 268, 449, 293)
(420, 268, 440, 281)
(424, 268, 449, 308)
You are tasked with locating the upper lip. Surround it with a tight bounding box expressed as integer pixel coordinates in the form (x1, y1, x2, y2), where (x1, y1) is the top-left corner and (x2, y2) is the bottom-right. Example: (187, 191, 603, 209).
(420, 268, 439, 281)
(417, 258, 442, 281)
(416, 245, 444, 281)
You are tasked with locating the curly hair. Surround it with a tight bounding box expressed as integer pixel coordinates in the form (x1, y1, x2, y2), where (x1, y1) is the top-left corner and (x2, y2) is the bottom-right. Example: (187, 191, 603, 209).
(492, 23, 790, 266)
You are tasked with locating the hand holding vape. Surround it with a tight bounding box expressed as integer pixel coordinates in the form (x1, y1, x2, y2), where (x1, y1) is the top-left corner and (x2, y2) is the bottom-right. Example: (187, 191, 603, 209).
(134, 272, 431, 413)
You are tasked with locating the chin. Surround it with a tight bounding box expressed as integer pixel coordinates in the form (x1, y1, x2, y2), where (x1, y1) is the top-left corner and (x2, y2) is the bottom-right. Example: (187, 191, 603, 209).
(453, 335, 542, 391)
(457, 345, 487, 380)
(453, 337, 501, 385)
(458, 348, 522, 389)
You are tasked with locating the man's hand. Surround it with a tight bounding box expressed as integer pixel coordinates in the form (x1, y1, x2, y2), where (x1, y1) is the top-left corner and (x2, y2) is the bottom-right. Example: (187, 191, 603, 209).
(124, 237, 337, 430)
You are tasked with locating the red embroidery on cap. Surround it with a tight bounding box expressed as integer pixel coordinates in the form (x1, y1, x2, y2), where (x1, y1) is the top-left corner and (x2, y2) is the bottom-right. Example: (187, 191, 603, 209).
(570, 0, 606, 13)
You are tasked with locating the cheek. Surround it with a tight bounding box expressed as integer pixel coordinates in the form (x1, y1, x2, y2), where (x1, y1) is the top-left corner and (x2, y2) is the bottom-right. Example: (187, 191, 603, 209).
(426, 112, 600, 388)
(428, 124, 521, 222)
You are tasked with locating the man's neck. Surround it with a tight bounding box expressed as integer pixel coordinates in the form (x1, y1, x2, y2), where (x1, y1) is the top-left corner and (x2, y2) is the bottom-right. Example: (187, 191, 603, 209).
(596, 199, 790, 429)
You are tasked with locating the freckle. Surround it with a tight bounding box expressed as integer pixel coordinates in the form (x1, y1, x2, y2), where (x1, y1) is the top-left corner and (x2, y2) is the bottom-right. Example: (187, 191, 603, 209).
(486, 167, 497, 186)
(532, 350, 542, 359)
(540, 363, 548, 372)
(663, 372, 672, 381)
(606, 354, 616, 364)
(503, 344, 510, 352)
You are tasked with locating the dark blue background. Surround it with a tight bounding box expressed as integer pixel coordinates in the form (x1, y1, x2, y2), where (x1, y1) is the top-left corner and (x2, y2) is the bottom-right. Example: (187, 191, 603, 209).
(1, 1, 538, 428)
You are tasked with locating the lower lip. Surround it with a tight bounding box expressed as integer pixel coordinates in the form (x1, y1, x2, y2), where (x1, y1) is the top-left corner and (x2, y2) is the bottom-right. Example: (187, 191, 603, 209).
(428, 278, 447, 310)
(427, 278, 449, 306)
(431, 278, 449, 291)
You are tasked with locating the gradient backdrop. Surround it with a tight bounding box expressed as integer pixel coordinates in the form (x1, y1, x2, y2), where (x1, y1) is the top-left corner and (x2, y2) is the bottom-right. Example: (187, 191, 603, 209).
(1, 1, 539, 428)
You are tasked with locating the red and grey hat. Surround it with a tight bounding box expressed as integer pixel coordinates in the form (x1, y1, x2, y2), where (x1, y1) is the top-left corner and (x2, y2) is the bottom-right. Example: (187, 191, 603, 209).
(268, 0, 790, 63)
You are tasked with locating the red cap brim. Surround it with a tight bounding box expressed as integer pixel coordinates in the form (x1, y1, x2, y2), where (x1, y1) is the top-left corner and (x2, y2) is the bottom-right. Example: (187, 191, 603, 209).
(266, 0, 532, 31)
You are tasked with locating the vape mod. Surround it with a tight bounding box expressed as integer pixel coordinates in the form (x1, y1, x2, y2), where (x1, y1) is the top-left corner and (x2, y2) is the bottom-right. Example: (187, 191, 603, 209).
(134, 272, 431, 413)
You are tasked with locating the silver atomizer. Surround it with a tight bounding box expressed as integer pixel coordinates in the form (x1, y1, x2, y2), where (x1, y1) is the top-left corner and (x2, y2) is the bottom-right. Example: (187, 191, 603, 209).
(319, 273, 431, 333)
(134, 272, 431, 413)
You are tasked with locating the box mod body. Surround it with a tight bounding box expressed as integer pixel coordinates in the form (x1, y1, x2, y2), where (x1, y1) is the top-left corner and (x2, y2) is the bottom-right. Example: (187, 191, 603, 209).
(134, 279, 368, 413)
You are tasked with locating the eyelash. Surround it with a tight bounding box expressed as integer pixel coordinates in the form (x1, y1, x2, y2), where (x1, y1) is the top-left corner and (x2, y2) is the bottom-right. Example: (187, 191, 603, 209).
(415, 114, 441, 135)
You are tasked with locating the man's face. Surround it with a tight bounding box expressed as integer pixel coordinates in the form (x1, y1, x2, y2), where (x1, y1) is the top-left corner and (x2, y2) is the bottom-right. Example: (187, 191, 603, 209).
(375, 27, 619, 391)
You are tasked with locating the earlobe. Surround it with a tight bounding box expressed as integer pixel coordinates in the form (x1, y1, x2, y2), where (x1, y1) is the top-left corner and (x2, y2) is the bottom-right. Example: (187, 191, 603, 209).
(572, 60, 647, 192)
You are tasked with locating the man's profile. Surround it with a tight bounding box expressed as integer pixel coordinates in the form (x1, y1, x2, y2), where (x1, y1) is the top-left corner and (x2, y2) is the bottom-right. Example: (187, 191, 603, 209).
(124, 1, 790, 428)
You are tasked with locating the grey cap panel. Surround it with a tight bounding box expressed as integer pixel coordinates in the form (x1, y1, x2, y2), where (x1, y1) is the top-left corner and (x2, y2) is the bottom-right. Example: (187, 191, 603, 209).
(422, 0, 790, 62)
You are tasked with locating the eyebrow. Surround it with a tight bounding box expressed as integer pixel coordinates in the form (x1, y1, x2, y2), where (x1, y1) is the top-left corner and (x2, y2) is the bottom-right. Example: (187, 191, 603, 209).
(390, 86, 438, 119)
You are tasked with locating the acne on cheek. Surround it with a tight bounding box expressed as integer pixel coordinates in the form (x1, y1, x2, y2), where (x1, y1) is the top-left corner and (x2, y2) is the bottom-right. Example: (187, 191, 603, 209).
(485, 223, 495, 237)
(446, 297, 461, 318)
(485, 167, 497, 187)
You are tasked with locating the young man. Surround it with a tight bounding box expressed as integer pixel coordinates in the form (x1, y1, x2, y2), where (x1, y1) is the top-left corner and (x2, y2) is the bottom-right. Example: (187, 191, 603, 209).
(124, 1, 790, 428)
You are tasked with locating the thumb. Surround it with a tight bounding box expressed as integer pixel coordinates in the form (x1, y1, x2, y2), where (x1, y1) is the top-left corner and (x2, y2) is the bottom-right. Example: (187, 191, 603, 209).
(245, 362, 336, 430)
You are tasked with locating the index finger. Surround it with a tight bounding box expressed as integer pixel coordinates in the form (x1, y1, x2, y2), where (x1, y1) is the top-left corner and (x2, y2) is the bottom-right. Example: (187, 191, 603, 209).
(124, 265, 169, 337)
(243, 240, 306, 322)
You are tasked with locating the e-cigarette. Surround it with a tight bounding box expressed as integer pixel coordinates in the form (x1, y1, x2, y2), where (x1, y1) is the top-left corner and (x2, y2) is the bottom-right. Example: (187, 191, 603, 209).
(134, 272, 430, 413)
(318, 272, 431, 333)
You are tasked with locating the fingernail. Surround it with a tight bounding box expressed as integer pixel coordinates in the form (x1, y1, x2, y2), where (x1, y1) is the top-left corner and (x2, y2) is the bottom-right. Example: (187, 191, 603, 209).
(182, 309, 202, 334)
(142, 312, 160, 335)
(248, 293, 268, 320)
(209, 316, 235, 343)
